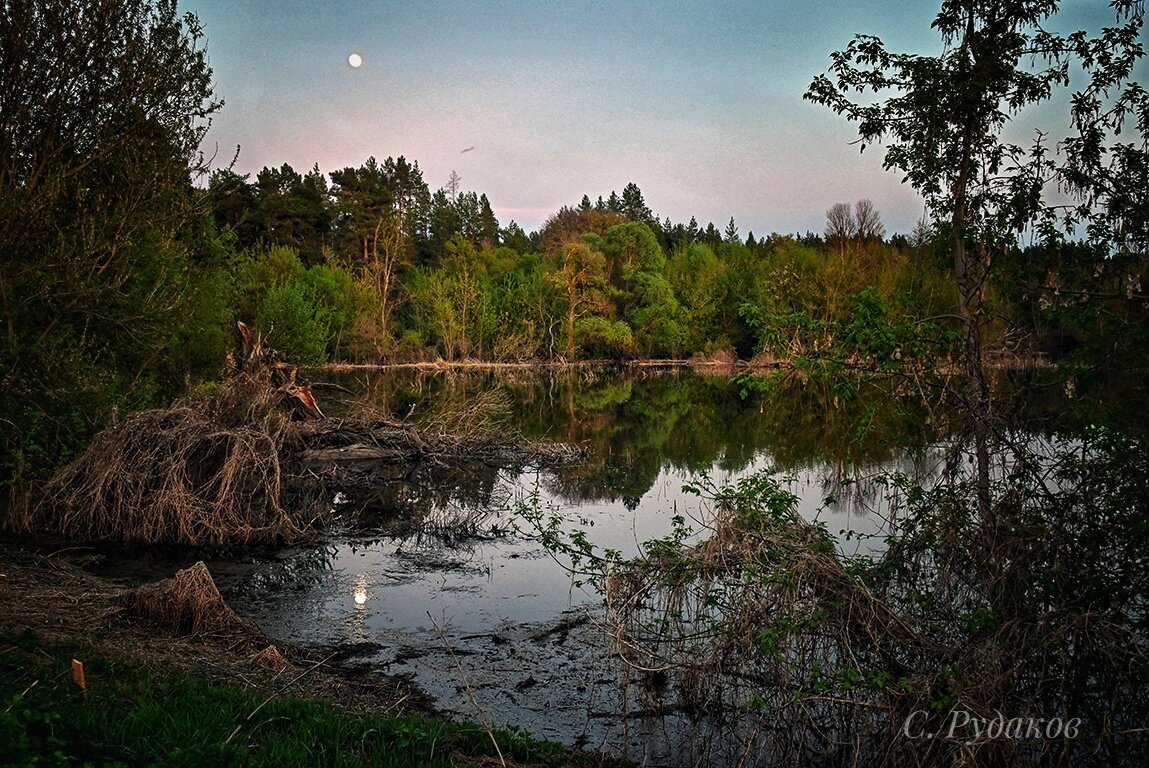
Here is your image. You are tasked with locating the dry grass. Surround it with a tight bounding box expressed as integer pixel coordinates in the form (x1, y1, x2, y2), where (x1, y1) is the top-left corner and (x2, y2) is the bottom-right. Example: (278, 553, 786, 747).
(8, 377, 326, 547)
(602, 498, 936, 763)
(112, 561, 254, 638)
(298, 386, 582, 484)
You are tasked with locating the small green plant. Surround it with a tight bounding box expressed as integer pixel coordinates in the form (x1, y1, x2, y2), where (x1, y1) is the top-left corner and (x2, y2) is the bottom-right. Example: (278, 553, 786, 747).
(0, 632, 585, 768)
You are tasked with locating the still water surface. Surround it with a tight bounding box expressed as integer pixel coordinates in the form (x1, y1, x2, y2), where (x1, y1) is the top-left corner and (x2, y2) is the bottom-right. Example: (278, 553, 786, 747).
(228, 366, 941, 762)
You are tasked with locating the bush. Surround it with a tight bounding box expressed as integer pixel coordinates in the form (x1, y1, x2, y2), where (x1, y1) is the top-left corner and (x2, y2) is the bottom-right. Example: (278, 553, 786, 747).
(299, 261, 375, 360)
(575, 316, 633, 358)
(256, 281, 331, 366)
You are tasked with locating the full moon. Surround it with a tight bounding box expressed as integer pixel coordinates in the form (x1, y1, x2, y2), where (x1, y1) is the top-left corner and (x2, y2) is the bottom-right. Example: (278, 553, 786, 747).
(348, 53, 363, 68)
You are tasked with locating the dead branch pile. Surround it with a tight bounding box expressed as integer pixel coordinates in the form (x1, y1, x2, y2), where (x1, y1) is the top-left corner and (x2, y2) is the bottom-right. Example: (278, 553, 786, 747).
(10, 326, 580, 547)
(298, 420, 582, 480)
(604, 497, 935, 741)
(599, 454, 1149, 767)
(110, 561, 258, 638)
(15, 377, 326, 547)
(297, 387, 582, 484)
(597, 482, 963, 765)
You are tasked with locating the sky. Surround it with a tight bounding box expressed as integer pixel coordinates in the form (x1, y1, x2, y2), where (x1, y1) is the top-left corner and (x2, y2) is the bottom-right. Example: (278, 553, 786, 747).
(180, 0, 1119, 239)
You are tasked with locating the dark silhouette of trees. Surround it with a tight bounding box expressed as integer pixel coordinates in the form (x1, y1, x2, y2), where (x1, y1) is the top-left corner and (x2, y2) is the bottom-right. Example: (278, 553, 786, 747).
(853, 198, 884, 245)
(1, 0, 221, 490)
(824, 202, 854, 256)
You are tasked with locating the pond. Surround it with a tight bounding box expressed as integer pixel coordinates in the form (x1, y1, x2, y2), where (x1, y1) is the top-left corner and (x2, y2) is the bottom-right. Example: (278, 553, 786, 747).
(226, 366, 946, 764)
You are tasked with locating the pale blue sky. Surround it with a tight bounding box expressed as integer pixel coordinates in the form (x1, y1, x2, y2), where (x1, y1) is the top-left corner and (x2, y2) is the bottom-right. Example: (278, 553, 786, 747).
(182, 1, 1121, 238)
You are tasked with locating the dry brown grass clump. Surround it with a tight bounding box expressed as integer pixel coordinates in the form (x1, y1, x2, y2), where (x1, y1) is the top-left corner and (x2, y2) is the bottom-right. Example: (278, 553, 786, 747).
(111, 561, 255, 638)
(11, 378, 326, 547)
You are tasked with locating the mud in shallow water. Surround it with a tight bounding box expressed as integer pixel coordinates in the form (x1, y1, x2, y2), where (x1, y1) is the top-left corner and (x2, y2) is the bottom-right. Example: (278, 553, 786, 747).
(222, 525, 628, 749)
(224, 535, 762, 766)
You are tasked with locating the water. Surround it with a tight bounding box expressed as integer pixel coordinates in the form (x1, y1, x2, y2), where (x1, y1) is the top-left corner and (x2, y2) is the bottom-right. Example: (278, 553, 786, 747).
(226, 366, 941, 761)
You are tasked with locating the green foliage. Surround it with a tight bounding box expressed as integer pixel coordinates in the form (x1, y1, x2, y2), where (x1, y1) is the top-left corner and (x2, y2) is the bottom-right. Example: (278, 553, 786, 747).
(229, 246, 374, 363)
(574, 316, 634, 359)
(602, 221, 665, 286)
(0, 0, 223, 489)
(406, 238, 501, 359)
(547, 240, 611, 359)
(0, 632, 579, 768)
(231, 245, 308, 323)
(256, 281, 331, 367)
(667, 243, 729, 352)
(488, 258, 556, 359)
(629, 272, 690, 357)
(300, 259, 374, 360)
(683, 472, 802, 527)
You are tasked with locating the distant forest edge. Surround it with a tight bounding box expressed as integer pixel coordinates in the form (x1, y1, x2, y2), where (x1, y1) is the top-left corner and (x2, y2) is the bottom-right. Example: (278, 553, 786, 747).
(204, 158, 1145, 370)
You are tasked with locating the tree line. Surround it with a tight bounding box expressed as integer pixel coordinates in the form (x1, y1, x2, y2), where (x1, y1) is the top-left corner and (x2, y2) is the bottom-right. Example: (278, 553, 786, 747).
(207, 159, 955, 366)
(204, 156, 1145, 376)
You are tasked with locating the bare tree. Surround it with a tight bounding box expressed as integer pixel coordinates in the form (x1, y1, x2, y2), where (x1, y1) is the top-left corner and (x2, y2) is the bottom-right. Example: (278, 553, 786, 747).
(365, 215, 408, 354)
(909, 215, 933, 252)
(446, 170, 461, 202)
(824, 202, 855, 256)
(853, 199, 885, 244)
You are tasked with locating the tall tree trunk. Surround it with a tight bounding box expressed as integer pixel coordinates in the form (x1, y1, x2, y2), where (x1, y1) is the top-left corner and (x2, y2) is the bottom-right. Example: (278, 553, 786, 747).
(950, 33, 994, 530)
(565, 293, 577, 360)
(953, 234, 992, 526)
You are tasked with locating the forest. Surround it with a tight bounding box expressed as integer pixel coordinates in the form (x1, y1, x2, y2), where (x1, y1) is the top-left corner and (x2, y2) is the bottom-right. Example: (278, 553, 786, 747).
(1, 4, 1145, 495)
(199, 158, 1147, 373)
(5, 138, 1146, 491)
(8, 144, 1149, 492)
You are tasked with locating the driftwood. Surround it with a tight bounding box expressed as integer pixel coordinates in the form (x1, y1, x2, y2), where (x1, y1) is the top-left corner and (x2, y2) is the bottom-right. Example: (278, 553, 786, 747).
(7, 324, 580, 546)
(236, 321, 324, 421)
(297, 416, 582, 478)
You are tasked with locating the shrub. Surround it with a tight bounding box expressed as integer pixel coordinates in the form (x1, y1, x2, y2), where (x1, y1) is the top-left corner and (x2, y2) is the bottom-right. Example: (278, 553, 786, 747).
(256, 281, 331, 367)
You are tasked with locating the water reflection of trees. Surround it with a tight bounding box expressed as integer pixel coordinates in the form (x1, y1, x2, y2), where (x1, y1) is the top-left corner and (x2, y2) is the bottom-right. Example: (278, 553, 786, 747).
(524, 369, 940, 505)
(327, 366, 943, 508)
(343, 460, 513, 551)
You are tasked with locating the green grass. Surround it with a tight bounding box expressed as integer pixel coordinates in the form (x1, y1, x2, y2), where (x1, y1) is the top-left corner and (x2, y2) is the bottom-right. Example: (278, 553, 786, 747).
(0, 632, 593, 768)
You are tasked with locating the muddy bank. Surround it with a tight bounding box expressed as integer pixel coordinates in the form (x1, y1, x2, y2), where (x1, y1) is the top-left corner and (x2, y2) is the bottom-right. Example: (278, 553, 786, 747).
(0, 543, 430, 717)
(0, 540, 665, 764)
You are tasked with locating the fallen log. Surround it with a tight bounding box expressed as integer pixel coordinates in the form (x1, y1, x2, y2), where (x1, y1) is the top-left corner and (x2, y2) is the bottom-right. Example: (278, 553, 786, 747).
(296, 418, 583, 476)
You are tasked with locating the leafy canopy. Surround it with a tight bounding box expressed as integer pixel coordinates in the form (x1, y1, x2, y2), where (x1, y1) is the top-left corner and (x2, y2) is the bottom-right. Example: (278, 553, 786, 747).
(805, 0, 1148, 253)
(0, 0, 221, 488)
